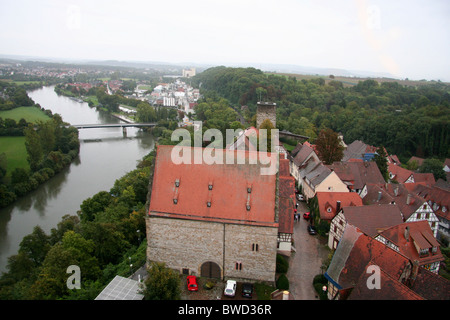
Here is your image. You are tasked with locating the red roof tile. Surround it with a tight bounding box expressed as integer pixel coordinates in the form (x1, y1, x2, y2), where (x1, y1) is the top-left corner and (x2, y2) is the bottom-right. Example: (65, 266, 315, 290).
(326, 224, 411, 292)
(316, 192, 363, 221)
(149, 145, 278, 227)
(378, 221, 444, 267)
(278, 159, 295, 234)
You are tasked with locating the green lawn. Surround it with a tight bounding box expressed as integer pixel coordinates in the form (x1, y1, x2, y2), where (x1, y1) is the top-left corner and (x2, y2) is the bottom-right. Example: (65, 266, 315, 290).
(0, 106, 50, 123)
(0, 136, 29, 174)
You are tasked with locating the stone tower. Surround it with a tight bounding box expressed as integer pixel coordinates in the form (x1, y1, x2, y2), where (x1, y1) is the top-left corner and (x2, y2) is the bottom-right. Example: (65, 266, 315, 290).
(256, 101, 277, 128)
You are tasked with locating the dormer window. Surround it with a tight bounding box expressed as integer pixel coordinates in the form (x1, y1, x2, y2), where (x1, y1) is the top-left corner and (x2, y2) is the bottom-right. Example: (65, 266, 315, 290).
(175, 179, 180, 187)
(327, 207, 332, 213)
(208, 183, 213, 190)
(207, 201, 211, 207)
(246, 204, 251, 211)
(173, 198, 178, 204)
(247, 184, 252, 193)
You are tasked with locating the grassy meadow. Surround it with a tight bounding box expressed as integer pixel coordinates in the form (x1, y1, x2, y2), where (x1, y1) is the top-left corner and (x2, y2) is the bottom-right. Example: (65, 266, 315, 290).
(0, 106, 50, 175)
(0, 106, 50, 123)
(0, 136, 29, 174)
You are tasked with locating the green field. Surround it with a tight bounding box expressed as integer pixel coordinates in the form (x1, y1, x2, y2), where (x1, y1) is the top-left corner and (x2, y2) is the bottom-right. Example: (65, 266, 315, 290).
(0, 136, 29, 174)
(0, 106, 50, 123)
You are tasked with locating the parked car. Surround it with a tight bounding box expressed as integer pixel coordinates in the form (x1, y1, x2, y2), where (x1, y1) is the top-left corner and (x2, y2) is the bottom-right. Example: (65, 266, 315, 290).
(241, 283, 253, 298)
(224, 280, 237, 297)
(186, 275, 198, 291)
(307, 225, 317, 235)
(303, 212, 310, 220)
(297, 194, 304, 201)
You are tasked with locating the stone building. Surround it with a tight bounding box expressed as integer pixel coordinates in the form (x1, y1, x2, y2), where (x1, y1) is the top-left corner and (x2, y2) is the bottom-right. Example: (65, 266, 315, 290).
(256, 101, 276, 129)
(146, 145, 284, 283)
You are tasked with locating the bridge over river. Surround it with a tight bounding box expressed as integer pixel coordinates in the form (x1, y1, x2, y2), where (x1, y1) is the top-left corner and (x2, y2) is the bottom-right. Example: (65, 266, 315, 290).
(70, 123, 157, 136)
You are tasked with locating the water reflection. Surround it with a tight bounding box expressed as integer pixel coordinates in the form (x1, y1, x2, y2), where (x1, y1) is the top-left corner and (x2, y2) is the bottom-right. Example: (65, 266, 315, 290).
(0, 86, 154, 272)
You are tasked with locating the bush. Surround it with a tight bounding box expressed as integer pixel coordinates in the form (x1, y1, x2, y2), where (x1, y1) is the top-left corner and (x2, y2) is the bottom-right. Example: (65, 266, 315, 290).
(276, 273, 289, 290)
(313, 274, 328, 300)
(276, 254, 289, 274)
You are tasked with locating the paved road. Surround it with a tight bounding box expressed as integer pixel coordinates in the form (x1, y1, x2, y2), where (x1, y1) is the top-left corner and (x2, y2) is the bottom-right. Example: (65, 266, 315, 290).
(287, 200, 330, 300)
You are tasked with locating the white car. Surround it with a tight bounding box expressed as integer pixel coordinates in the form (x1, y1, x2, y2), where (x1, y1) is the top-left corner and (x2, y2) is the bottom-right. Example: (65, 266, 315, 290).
(297, 194, 304, 201)
(224, 280, 237, 297)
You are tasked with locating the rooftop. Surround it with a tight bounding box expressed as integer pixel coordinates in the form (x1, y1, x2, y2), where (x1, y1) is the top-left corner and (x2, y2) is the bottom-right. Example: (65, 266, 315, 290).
(148, 145, 278, 227)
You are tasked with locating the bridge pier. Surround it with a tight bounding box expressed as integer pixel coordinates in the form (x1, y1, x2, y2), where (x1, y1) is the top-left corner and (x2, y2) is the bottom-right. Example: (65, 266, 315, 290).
(122, 126, 127, 137)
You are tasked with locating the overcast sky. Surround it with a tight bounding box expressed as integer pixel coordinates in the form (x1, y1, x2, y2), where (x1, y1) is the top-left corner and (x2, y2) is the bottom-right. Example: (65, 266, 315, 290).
(0, 0, 449, 81)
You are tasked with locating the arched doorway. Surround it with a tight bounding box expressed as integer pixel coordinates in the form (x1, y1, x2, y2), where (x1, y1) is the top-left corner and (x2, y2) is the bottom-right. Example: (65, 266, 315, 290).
(200, 261, 221, 279)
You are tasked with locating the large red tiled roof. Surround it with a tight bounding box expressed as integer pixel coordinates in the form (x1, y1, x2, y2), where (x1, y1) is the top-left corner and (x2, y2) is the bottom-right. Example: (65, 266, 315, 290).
(149, 145, 278, 227)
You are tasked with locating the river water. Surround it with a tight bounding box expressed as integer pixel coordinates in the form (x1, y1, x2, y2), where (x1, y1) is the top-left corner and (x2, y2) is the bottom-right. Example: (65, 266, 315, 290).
(0, 86, 155, 272)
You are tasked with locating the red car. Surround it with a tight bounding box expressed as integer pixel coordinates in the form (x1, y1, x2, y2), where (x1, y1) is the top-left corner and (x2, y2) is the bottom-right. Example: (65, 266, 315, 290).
(187, 275, 198, 291)
(303, 212, 310, 220)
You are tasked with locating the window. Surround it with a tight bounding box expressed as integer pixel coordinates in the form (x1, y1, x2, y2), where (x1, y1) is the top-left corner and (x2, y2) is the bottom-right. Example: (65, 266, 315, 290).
(252, 243, 259, 252)
(235, 262, 242, 270)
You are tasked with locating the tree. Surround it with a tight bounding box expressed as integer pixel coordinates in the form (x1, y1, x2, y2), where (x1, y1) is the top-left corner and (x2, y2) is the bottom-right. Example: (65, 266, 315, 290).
(29, 231, 101, 299)
(259, 118, 275, 152)
(136, 102, 157, 123)
(143, 262, 180, 300)
(19, 226, 51, 266)
(419, 158, 446, 181)
(373, 146, 389, 182)
(314, 128, 344, 165)
(24, 124, 43, 171)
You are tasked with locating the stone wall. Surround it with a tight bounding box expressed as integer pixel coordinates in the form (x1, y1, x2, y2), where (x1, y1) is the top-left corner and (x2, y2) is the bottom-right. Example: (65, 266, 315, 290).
(256, 102, 276, 129)
(146, 215, 278, 283)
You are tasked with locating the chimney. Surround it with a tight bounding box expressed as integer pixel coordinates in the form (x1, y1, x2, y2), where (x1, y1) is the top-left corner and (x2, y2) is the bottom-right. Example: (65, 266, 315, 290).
(394, 187, 399, 197)
(406, 193, 412, 205)
(336, 201, 341, 213)
(404, 226, 410, 242)
(377, 191, 382, 202)
(410, 260, 420, 285)
(282, 291, 290, 300)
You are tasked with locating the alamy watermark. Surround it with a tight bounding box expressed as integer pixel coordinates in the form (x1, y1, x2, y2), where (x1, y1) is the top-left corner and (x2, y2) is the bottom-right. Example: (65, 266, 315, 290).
(66, 265, 81, 290)
(170, 121, 279, 176)
(366, 264, 381, 290)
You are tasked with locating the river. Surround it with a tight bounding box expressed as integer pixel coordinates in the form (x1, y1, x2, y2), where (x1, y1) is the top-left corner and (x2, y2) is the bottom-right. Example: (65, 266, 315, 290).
(0, 86, 155, 273)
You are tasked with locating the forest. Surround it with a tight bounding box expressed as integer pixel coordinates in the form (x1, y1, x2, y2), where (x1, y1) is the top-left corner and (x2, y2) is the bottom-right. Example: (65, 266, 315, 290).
(191, 66, 450, 162)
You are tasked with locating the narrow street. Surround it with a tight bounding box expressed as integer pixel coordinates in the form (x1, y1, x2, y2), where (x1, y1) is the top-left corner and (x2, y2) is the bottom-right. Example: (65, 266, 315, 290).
(287, 200, 330, 300)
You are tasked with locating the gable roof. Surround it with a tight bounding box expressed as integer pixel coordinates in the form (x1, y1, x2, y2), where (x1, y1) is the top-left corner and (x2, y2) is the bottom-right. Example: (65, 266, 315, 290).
(292, 143, 316, 167)
(149, 145, 278, 227)
(414, 181, 450, 220)
(385, 184, 426, 220)
(328, 161, 385, 191)
(410, 267, 450, 300)
(361, 184, 395, 205)
(347, 264, 423, 300)
(342, 140, 377, 162)
(388, 163, 414, 183)
(341, 204, 404, 237)
(325, 224, 410, 292)
(316, 192, 363, 221)
(378, 220, 444, 267)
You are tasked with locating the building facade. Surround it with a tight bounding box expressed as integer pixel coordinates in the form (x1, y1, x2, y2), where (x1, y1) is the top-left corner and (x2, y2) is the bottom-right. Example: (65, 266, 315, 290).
(146, 145, 280, 283)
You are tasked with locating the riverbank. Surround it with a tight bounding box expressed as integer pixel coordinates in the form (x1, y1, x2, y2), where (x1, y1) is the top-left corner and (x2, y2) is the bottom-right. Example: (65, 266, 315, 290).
(0, 86, 155, 274)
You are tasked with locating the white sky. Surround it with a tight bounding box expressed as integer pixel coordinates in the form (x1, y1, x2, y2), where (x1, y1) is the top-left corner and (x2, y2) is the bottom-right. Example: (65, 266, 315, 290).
(0, 0, 449, 81)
